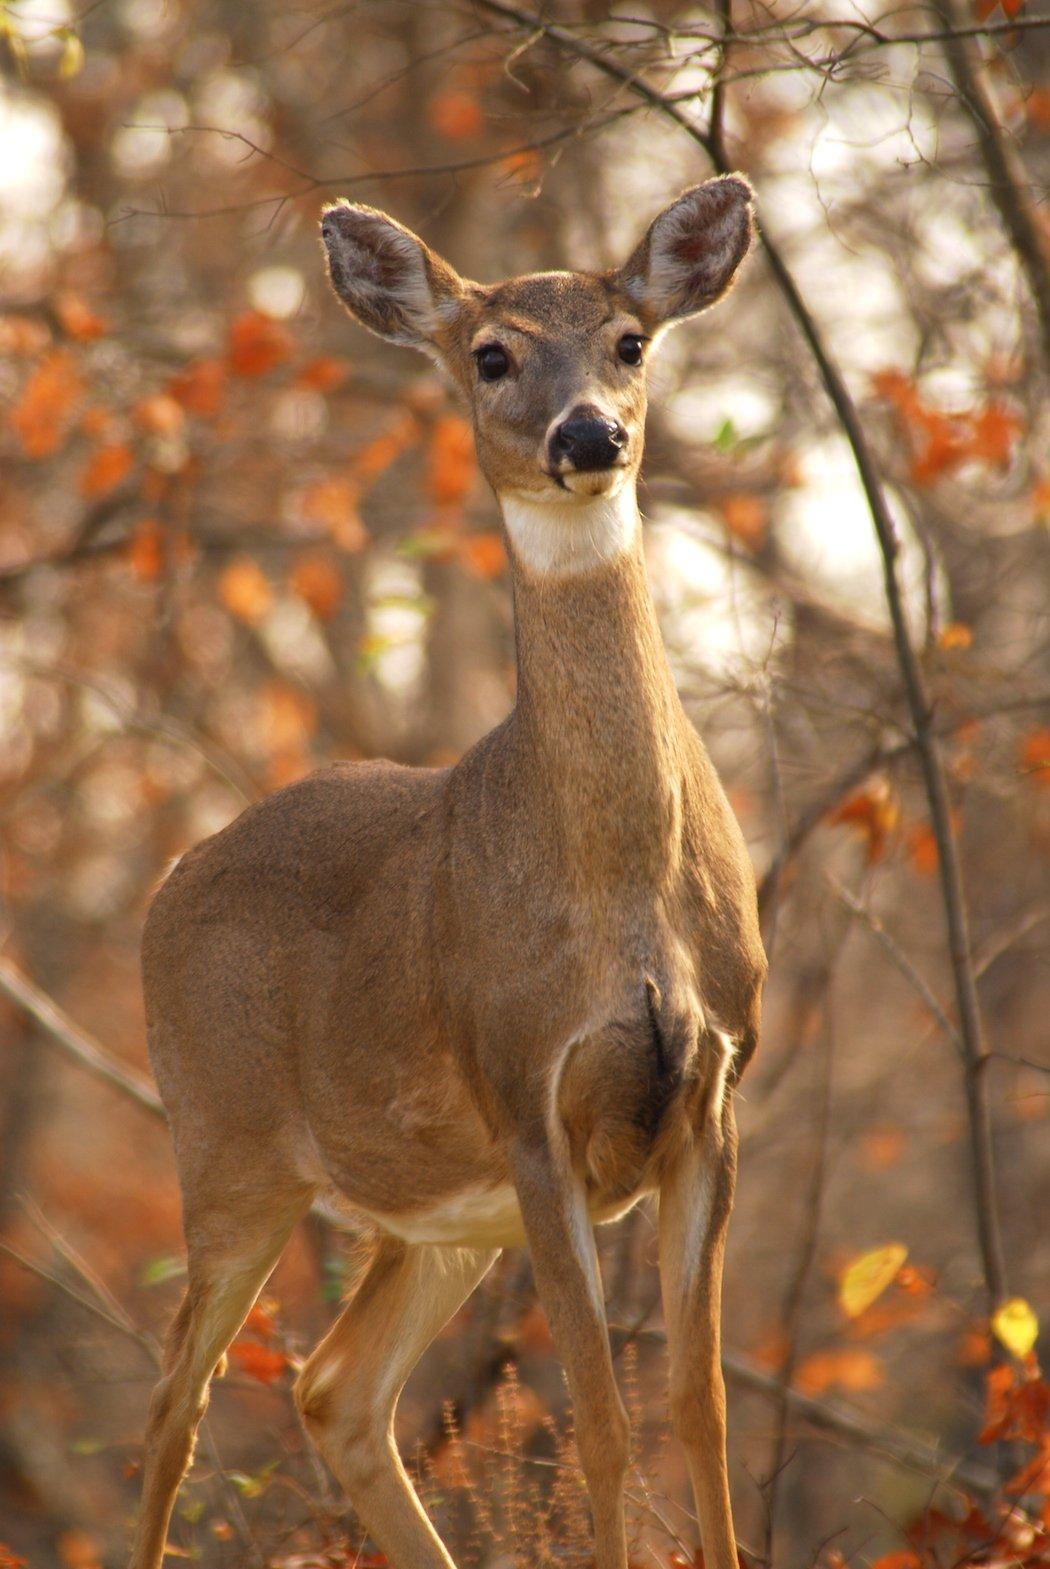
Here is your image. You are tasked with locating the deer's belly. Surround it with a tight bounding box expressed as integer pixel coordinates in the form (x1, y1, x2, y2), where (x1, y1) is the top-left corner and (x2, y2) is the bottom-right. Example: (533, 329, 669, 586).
(359, 1179, 647, 1249)
(374, 1182, 525, 1246)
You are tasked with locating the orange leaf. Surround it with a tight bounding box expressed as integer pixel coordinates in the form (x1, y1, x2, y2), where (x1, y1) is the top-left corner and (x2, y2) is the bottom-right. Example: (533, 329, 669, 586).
(859, 1127, 906, 1171)
(896, 1264, 935, 1297)
(133, 394, 185, 435)
(1020, 727, 1050, 789)
(909, 411, 967, 485)
(226, 310, 292, 378)
(352, 420, 415, 483)
(458, 532, 507, 580)
(289, 551, 344, 620)
(259, 681, 316, 752)
(956, 1324, 992, 1367)
(295, 355, 349, 393)
(218, 557, 272, 624)
(846, 1292, 930, 1341)
(937, 621, 972, 651)
(57, 1532, 101, 1569)
(79, 406, 116, 441)
(79, 441, 134, 498)
(872, 368, 923, 418)
(125, 518, 165, 582)
(55, 291, 108, 341)
(794, 1347, 884, 1395)
(964, 403, 1022, 466)
(1032, 477, 1050, 521)
(428, 90, 483, 140)
(10, 348, 83, 457)
(906, 822, 939, 876)
(300, 476, 368, 551)
(499, 147, 542, 183)
(516, 1302, 555, 1354)
(868, 1555, 920, 1569)
(427, 415, 476, 508)
(0, 1547, 27, 1569)
(1025, 88, 1050, 132)
(720, 493, 768, 550)
(979, 1362, 1050, 1444)
(167, 357, 226, 418)
(228, 1338, 288, 1384)
(244, 1298, 278, 1339)
(827, 783, 900, 863)
(0, 315, 50, 356)
(750, 1326, 790, 1373)
(1007, 1435, 1050, 1497)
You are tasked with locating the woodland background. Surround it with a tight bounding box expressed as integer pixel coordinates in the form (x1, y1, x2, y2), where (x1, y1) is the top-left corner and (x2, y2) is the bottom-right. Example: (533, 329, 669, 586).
(0, 1, 1048, 1567)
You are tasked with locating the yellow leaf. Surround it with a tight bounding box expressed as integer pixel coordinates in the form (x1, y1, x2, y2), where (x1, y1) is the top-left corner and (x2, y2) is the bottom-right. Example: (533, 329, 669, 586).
(57, 29, 85, 79)
(838, 1244, 908, 1319)
(991, 1297, 1039, 1360)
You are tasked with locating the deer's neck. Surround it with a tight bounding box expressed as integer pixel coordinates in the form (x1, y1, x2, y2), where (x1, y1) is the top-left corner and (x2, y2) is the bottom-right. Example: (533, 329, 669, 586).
(502, 487, 689, 891)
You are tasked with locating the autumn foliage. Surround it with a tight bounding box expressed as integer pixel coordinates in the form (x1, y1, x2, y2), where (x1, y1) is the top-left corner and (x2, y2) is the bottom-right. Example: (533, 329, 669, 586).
(0, 1, 1048, 1567)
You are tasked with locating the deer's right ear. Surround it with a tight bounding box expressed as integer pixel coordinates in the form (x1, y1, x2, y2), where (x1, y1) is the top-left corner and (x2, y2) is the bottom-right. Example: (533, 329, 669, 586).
(320, 202, 467, 349)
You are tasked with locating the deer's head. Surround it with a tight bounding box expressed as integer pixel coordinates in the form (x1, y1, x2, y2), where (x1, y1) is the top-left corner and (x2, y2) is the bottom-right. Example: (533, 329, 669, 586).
(321, 177, 754, 570)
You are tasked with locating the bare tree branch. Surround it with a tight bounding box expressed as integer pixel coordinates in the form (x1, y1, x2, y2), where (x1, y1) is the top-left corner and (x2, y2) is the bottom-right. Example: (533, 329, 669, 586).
(608, 1323, 998, 1497)
(0, 956, 165, 1121)
(476, 0, 1010, 1310)
(932, 0, 1050, 372)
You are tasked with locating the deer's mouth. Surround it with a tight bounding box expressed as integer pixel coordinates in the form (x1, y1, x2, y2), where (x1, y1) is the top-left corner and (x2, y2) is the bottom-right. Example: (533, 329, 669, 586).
(557, 465, 631, 498)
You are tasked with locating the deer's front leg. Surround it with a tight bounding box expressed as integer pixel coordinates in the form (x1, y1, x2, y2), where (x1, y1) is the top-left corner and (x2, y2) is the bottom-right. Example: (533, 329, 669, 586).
(658, 1095, 739, 1569)
(512, 1137, 630, 1569)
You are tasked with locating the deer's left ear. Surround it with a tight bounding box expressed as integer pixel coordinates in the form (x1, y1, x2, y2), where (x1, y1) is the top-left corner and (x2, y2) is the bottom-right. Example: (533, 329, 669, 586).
(616, 175, 755, 325)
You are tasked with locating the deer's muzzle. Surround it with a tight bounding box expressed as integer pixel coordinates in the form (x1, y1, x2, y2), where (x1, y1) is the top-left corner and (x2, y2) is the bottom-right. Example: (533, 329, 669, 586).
(549, 404, 627, 474)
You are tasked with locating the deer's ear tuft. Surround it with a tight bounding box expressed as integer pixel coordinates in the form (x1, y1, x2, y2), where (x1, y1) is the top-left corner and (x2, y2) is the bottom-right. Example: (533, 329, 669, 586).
(320, 201, 466, 348)
(617, 176, 755, 325)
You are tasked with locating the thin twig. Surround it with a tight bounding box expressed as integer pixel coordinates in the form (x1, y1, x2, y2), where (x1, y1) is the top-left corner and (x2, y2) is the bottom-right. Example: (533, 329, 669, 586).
(761, 960, 837, 1558)
(0, 656, 257, 803)
(0, 955, 165, 1120)
(114, 105, 643, 223)
(827, 878, 961, 1053)
(0, 1238, 158, 1361)
(756, 690, 1050, 929)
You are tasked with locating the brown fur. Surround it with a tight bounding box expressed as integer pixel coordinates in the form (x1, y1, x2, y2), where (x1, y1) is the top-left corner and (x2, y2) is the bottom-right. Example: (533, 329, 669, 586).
(129, 178, 764, 1569)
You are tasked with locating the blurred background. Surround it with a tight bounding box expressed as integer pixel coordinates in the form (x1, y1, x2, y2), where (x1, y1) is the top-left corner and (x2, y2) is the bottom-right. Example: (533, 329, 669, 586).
(0, 1, 1048, 1566)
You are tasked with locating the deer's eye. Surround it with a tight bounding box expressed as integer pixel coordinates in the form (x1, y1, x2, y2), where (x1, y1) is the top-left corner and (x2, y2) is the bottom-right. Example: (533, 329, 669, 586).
(617, 334, 645, 367)
(475, 344, 510, 382)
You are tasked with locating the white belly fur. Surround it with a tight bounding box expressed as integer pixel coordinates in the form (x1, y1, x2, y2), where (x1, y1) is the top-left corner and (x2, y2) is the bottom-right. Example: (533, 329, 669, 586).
(377, 1183, 525, 1247)
(370, 1181, 647, 1248)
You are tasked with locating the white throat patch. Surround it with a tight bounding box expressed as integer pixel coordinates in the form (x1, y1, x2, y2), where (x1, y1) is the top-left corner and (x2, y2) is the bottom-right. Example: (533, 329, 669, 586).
(500, 485, 640, 578)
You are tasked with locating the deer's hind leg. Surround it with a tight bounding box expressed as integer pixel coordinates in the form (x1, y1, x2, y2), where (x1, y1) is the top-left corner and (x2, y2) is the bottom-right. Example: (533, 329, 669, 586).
(295, 1236, 497, 1569)
(128, 1177, 313, 1569)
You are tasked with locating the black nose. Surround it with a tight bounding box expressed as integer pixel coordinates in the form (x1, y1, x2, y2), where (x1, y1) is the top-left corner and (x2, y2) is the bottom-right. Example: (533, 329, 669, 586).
(550, 405, 627, 472)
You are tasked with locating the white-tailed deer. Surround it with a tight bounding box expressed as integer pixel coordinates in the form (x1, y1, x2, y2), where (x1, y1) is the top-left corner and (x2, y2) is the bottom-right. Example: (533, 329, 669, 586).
(129, 175, 766, 1569)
